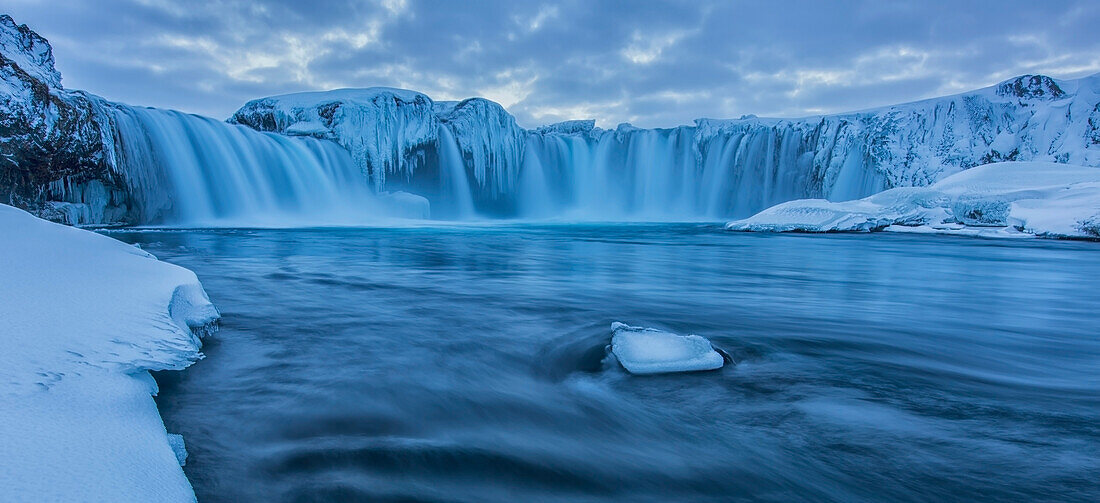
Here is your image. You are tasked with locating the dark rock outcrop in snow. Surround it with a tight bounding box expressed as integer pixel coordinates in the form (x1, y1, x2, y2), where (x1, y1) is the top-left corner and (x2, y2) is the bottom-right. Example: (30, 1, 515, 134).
(0, 15, 124, 223)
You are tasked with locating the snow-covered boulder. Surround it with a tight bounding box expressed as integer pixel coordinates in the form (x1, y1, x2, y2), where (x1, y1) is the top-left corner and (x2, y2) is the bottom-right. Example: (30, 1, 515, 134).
(610, 322, 725, 375)
(0, 203, 219, 501)
(377, 190, 431, 219)
(727, 161, 1100, 239)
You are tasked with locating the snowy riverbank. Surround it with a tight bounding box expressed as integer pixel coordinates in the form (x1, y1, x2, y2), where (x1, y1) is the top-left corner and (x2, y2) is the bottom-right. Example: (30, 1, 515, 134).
(727, 162, 1100, 240)
(0, 204, 218, 501)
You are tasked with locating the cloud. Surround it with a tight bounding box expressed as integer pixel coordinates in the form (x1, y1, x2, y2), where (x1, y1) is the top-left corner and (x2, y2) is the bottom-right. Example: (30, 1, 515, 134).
(5, 0, 1100, 128)
(620, 30, 689, 65)
(519, 5, 559, 33)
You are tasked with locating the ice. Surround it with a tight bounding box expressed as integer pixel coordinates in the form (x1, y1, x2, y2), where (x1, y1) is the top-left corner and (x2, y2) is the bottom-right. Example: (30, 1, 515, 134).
(438, 98, 527, 200)
(230, 87, 439, 190)
(167, 434, 188, 467)
(0, 204, 219, 501)
(727, 162, 1100, 239)
(377, 191, 432, 220)
(0, 15, 61, 89)
(532, 119, 597, 136)
(5, 9, 1100, 225)
(610, 322, 725, 375)
(226, 72, 1100, 221)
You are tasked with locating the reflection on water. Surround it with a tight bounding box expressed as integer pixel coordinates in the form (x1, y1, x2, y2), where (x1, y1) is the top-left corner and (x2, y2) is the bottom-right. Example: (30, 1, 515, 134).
(107, 225, 1100, 502)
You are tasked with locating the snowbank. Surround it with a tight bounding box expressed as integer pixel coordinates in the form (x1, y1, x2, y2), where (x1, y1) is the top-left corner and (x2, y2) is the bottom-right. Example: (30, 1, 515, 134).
(726, 162, 1100, 239)
(0, 204, 219, 501)
(610, 322, 725, 375)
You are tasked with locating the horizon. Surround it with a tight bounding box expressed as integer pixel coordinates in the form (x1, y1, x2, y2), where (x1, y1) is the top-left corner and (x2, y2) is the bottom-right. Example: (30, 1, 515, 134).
(6, 0, 1100, 129)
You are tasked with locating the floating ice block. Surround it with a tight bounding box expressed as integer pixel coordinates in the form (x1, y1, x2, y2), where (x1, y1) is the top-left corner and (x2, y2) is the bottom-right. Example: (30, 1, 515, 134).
(610, 322, 725, 375)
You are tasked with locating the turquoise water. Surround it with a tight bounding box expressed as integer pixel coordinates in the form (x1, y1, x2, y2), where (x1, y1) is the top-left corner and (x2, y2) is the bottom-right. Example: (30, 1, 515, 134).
(107, 225, 1100, 502)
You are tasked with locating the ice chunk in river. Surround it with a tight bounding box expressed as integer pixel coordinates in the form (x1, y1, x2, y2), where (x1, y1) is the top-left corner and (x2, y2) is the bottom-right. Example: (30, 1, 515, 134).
(610, 322, 725, 375)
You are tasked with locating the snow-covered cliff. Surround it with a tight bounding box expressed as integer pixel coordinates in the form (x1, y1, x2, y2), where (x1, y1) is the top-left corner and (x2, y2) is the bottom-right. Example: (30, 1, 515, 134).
(230, 88, 437, 191)
(437, 98, 526, 205)
(231, 74, 1100, 220)
(3, 12, 1099, 224)
(1, 17, 426, 226)
(0, 14, 122, 222)
(231, 90, 528, 215)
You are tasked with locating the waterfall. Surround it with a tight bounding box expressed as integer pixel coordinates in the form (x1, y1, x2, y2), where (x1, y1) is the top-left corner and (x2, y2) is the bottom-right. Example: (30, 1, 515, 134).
(108, 105, 425, 226)
(435, 125, 477, 219)
(99, 105, 886, 226)
(510, 124, 877, 221)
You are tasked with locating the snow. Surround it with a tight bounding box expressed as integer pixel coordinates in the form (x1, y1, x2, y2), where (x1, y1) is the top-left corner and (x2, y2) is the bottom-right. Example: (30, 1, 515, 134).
(231, 87, 438, 190)
(533, 120, 597, 136)
(0, 204, 219, 501)
(438, 98, 527, 197)
(610, 322, 725, 375)
(727, 162, 1100, 239)
(226, 72, 1100, 221)
(6, 4, 1100, 225)
(0, 14, 61, 89)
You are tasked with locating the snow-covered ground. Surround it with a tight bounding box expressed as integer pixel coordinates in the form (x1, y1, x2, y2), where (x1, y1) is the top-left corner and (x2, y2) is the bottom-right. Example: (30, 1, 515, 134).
(0, 204, 218, 502)
(726, 162, 1100, 239)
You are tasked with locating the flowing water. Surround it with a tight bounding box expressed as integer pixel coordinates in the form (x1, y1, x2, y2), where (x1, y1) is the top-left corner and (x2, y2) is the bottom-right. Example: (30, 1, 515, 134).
(106, 105, 424, 225)
(105, 225, 1100, 502)
(95, 104, 887, 225)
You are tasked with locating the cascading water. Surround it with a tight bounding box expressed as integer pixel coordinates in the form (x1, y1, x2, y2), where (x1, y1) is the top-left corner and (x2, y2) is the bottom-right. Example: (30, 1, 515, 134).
(513, 125, 879, 221)
(520, 129, 703, 220)
(435, 124, 477, 219)
(134, 73, 1097, 225)
(108, 105, 426, 226)
(99, 105, 885, 225)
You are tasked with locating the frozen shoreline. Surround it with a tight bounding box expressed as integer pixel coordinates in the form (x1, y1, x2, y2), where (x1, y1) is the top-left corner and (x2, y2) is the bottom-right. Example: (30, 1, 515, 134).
(727, 162, 1100, 241)
(0, 204, 218, 502)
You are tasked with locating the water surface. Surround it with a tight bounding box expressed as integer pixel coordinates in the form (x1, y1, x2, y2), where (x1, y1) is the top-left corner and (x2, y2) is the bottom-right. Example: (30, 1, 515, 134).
(107, 225, 1100, 502)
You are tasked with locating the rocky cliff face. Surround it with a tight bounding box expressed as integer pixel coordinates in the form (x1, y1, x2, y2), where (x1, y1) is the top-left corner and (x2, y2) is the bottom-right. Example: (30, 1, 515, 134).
(0, 15, 125, 224)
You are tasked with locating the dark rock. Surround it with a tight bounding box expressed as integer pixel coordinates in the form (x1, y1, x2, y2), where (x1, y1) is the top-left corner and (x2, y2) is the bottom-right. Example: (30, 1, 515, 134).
(996, 74, 1065, 100)
(0, 15, 123, 223)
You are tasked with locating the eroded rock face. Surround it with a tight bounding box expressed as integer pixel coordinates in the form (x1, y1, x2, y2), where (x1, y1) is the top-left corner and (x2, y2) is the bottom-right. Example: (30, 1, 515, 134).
(0, 14, 124, 224)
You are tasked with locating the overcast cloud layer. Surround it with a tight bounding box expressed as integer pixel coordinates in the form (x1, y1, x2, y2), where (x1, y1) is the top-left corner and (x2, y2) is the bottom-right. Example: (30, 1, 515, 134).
(6, 0, 1100, 128)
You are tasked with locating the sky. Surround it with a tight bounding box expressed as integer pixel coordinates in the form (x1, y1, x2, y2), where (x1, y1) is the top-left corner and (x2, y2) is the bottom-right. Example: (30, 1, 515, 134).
(6, 0, 1100, 129)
